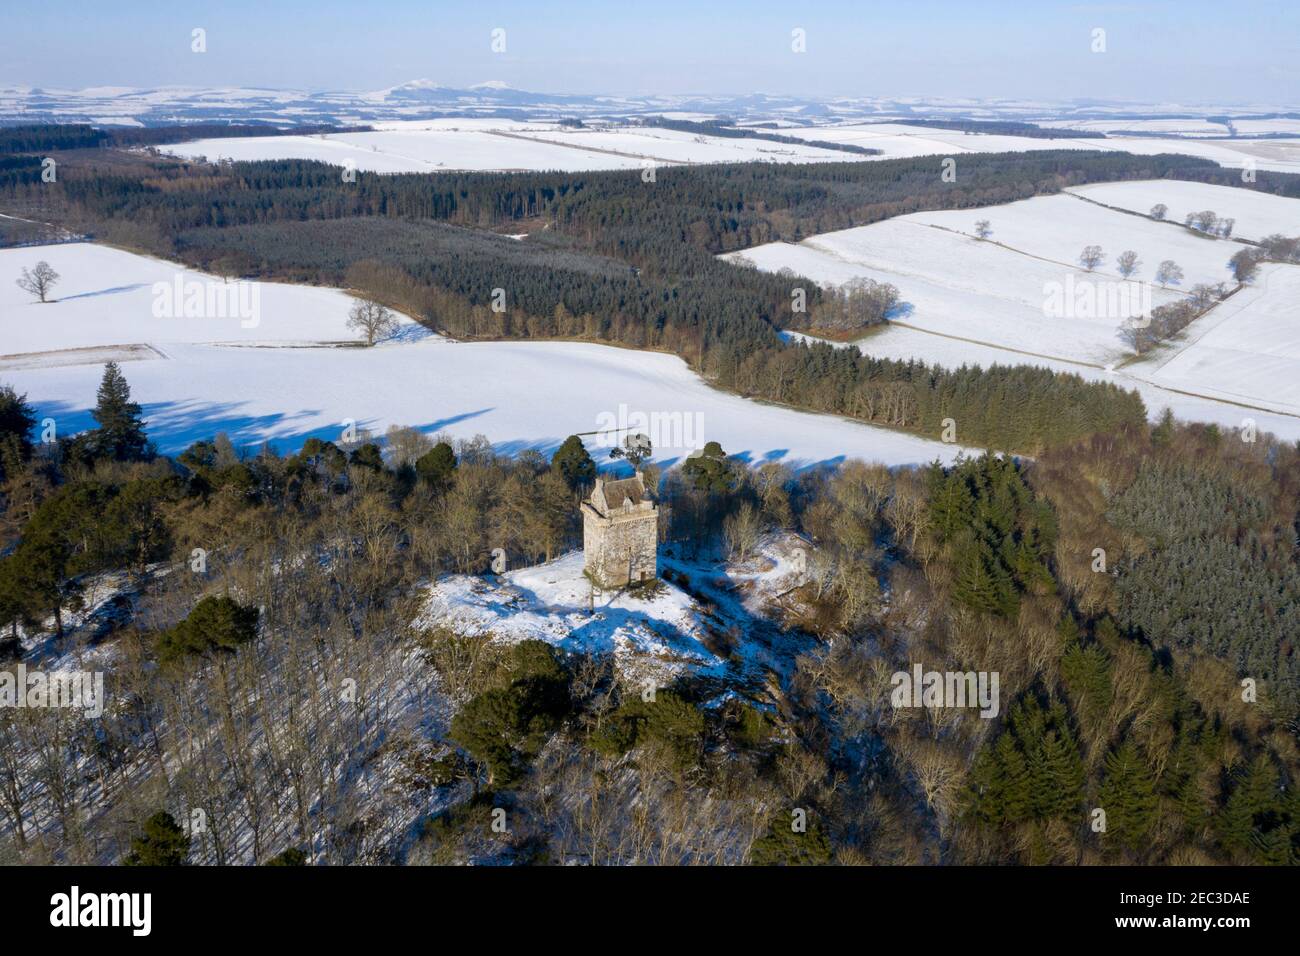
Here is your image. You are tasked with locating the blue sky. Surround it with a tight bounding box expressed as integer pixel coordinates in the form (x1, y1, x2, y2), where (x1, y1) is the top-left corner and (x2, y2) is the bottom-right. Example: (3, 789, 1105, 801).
(3, 0, 1296, 103)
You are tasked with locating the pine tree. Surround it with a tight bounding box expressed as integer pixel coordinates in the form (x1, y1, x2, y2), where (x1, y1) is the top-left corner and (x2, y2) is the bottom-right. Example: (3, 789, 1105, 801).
(992, 732, 1035, 824)
(349, 443, 384, 471)
(682, 441, 733, 492)
(1061, 641, 1112, 745)
(0, 385, 37, 480)
(1099, 740, 1158, 851)
(1038, 728, 1086, 819)
(550, 435, 594, 489)
(415, 442, 458, 490)
(91, 362, 149, 462)
(157, 595, 259, 663)
(0, 556, 33, 654)
(264, 847, 308, 866)
(123, 811, 191, 865)
(1219, 756, 1294, 863)
(953, 537, 1019, 617)
(749, 812, 834, 865)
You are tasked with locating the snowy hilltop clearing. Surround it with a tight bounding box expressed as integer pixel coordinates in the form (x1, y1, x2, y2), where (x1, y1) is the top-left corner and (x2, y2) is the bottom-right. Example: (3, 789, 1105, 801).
(1, 242, 967, 466)
(413, 538, 818, 692)
(727, 182, 1300, 434)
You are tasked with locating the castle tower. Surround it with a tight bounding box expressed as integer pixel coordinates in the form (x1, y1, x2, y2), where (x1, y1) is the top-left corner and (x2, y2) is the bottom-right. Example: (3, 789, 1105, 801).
(581, 471, 658, 589)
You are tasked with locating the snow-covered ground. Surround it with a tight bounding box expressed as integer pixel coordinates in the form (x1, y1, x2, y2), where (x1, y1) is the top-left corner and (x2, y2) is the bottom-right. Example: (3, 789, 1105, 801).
(415, 552, 719, 686)
(774, 122, 1300, 174)
(1, 243, 372, 354)
(1067, 180, 1300, 242)
(414, 536, 818, 688)
(1042, 117, 1300, 139)
(728, 185, 1300, 437)
(729, 194, 1211, 366)
(1142, 263, 1300, 415)
(2, 242, 967, 466)
(801, 324, 1300, 441)
(1037, 118, 1232, 138)
(165, 122, 857, 174)
(161, 118, 1300, 177)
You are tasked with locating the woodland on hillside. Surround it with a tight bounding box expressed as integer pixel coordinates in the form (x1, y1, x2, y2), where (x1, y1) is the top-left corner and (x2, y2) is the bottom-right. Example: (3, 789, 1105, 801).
(0, 366, 1295, 866)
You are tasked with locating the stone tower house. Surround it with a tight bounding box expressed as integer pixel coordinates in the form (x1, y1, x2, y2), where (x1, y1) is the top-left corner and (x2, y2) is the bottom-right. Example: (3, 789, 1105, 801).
(581, 471, 658, 589)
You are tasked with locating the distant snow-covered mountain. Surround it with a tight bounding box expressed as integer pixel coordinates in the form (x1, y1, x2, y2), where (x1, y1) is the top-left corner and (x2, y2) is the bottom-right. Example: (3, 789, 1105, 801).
(0, 81, 1292, 129)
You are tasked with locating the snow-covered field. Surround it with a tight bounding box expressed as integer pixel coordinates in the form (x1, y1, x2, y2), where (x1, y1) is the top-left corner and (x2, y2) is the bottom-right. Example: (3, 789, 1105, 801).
(729, 192, 1219, 365)
(904, 193, 1246, 287)
(2, 242, 966, 466)
(740, 220, 1162, 364)
(163, 118, 1300, 177)
(1038, 118, 1230, 137)
(1143, 263, 1300, 414)
(1, 243, 368, 354)
(774, 122, 1300, 174)
(1067, 180, 1300, 242)
(792, 324, 1300, 441)
(1042, 117, 1300, 139)
(728, 184, 1300, 437)
(165, 122, 856, 174)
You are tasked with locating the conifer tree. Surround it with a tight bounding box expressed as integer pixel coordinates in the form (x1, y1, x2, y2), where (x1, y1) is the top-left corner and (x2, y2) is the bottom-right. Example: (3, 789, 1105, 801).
(749, 812, 834, 865)
(349, 443, 385, 471)
(682, 440, 733, 492)
(415, 442, 458, 490)
(0, 384, 36, 480)
(1060, 641, 1112, 746)
(1099, 740, 1158, 851)
(1038, 728, 1086, 819)
(91, 362, 149, 462)
(123, 811, 191, 866)
(157, 595, 259, 663)
(550, 435, 595, 489)
(1219, 756, 1295, 863)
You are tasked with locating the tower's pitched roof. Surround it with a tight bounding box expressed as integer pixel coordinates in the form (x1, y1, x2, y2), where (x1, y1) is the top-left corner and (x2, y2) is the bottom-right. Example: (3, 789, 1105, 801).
(588, 472, 653, 515)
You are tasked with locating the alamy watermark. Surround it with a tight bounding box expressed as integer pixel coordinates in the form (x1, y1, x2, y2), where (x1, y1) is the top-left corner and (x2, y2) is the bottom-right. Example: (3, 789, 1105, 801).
(593, 403, 704, 454)
(1043, 275, 1151, 324)
(152, 274, 260, 329)
(50, 886, 150, 936)
(1, 664, 105, 719)
(891, 663, 999, 718)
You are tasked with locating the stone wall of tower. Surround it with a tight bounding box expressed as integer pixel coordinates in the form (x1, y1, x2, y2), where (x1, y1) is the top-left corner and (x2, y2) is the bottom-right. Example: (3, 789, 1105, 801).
(582, 505, 658, 589)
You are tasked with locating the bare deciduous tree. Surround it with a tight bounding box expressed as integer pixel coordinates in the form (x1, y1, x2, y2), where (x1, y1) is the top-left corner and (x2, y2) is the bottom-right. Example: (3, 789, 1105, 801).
(16, 260, 59, 303)
(974, 219, 992, 240)
(347, 298, 398, 346)
(1149, 203, 1168, 220)
(1229, 248, 1260, 284)
(1155, 259, 1184, 288)
(1079, 245, 1105, 272)
(723, 502, 762, 562)
(1116, 250, 1141, 278)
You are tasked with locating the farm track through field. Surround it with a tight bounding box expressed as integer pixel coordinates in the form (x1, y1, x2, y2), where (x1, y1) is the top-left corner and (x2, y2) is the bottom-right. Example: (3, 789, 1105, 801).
(0, 342, 166, 370)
